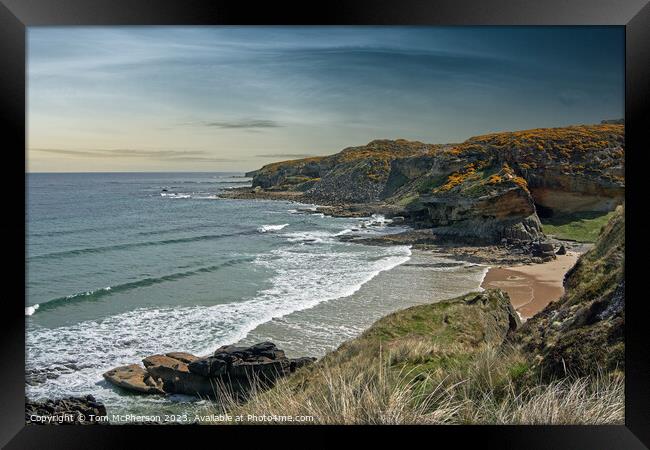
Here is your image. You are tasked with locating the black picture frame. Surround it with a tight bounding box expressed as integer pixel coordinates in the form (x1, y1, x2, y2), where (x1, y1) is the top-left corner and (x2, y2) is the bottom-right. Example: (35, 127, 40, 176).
(1, 0, 648, 447)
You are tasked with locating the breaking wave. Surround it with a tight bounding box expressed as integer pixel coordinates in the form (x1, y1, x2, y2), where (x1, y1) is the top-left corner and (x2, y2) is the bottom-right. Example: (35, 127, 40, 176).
(257, 224, 289, 233)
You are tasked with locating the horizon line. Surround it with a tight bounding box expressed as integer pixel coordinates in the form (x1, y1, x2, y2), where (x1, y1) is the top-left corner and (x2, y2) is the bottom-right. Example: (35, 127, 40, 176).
(26, 170, 252, 174)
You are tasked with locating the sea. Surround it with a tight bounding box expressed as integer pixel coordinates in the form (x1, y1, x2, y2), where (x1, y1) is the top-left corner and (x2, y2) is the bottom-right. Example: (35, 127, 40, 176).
(26, 172, 488, 420)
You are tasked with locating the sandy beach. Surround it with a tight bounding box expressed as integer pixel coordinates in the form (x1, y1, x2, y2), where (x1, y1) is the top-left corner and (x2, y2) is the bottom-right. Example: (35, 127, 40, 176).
(481, 252, 580, 319)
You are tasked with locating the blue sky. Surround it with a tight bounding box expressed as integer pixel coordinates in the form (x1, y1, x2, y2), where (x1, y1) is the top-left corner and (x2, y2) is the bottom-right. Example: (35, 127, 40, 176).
(27, 26, 624, 172)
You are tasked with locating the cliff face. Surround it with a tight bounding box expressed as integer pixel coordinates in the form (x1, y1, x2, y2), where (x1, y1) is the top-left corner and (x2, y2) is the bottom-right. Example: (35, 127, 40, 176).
(248, 139, 441, 203)
(248, 124, 624, 242)
(467, 125, 625, 215)
(518, 205, 625, 379)
(245, 157, 325, 191)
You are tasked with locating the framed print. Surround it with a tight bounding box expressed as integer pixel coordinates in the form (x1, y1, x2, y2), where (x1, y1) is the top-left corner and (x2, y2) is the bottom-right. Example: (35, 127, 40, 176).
(1, 0, 648, 447)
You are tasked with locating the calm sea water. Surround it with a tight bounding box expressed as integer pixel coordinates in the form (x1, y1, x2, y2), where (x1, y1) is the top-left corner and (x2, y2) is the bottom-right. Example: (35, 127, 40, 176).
(26, 172, 486, 419)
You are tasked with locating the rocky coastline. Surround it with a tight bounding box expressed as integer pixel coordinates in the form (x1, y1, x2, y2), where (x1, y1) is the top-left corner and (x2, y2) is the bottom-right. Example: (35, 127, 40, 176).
(27, 342, 315, 424)
(26, 395, 107, 425)
(201, 206, 624, 424)
(222, 186, 582, 265)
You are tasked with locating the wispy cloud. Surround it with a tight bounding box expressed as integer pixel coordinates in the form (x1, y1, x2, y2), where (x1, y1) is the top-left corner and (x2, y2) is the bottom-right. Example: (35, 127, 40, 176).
(30, 148, 237, 162)
(180, 119, 282, 130)
(255, 153, 319, 158)
(164, 156, 239, 162)
(203, 119, 282, 129)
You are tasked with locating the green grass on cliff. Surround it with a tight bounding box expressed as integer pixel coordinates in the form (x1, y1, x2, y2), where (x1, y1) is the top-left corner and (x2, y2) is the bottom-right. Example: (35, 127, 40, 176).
(540, 210, 616, 242)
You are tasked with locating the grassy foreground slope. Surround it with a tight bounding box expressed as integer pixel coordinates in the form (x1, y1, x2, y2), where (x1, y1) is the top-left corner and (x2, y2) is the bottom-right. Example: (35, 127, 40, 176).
(211, 207, 625, 424)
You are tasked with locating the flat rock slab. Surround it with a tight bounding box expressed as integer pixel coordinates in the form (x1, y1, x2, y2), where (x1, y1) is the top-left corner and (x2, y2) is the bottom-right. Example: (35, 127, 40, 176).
(165, 352, 199, 364)
(143, 354, 189, 372)
(102, 364, 164, 395)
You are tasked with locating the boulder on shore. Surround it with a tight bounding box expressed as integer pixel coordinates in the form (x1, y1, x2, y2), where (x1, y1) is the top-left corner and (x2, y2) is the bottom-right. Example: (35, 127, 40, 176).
(102, 364, 164, 394)
(103, 342, 316, 398)
(531, 240, 557, 260)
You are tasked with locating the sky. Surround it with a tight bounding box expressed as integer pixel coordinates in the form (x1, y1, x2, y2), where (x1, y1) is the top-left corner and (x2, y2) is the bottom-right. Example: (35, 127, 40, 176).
(27, 26, 624, 173)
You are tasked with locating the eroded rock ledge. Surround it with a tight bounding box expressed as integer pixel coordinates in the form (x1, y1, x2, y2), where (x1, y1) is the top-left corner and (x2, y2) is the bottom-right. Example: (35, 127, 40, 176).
(103, 342, 315, 398)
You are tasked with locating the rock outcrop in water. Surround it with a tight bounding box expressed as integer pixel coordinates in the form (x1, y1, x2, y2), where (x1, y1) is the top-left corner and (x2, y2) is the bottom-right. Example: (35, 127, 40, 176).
(244, 124, 624, 243)
(103, 342, 315, 398)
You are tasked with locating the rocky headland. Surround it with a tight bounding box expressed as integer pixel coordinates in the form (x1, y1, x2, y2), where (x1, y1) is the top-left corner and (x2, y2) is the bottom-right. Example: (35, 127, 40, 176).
(205, 124, 625, 423)
(226, 123, 624, 248)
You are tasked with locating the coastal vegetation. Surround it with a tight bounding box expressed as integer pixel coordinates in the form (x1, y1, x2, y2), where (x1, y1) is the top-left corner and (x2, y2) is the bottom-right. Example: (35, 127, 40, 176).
(460, 124, 623, 156)
(210, 344, 622, 424)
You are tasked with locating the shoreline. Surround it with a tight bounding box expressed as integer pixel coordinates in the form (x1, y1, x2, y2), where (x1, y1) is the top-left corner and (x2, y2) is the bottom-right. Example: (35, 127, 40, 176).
(480, 251, 581, 319)
(222, 186, 589, 266)
(237, 248, 487, 358)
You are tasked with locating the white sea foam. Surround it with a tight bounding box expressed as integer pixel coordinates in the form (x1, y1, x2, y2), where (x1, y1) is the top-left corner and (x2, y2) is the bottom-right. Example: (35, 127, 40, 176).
(284, 230, 335, 244)
(160, 192, 191, 199)
(287, 206, 317, 214)
(160, 192, 218, 200)
(257, 224, 289, 233)
(356, 214, 392, 229)
(476, 265, 490, 291)
(191, 195, 219, 200)
(25, 304, 39, 316)
(242, 251, 489, 358)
